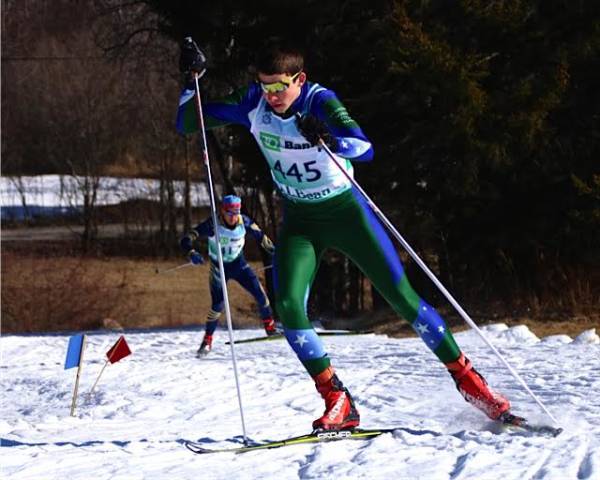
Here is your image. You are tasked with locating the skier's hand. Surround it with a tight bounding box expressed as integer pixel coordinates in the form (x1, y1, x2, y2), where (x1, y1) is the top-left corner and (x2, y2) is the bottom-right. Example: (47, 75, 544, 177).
(180, 232, 196, 253)
(188, 250, 204, 265)
(261, 236, 275, 256)
(179, 37, 207, 81)
(296, 114, 338, 150)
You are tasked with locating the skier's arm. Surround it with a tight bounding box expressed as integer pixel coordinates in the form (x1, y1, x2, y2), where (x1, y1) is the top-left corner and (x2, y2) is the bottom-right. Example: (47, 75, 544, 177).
(180, 218, 213, 253)
(176, 84, 262, 135)
(307, 90, 374, 162)
(242, 215, 275, 256)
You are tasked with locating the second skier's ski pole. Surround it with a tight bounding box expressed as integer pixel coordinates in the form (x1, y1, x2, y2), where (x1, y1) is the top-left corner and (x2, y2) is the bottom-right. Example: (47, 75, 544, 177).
(155, 262, 194, 275)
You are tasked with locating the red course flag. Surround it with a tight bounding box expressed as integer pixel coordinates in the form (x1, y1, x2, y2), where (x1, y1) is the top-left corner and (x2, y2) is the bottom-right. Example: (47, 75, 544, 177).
(106, 336, 132, 364)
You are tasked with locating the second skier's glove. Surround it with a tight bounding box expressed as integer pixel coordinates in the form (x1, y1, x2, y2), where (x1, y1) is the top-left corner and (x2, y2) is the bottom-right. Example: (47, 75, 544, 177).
(296, 114, 338, 151)
(188, 250, 204, 265)
(180, 232, 197, 253)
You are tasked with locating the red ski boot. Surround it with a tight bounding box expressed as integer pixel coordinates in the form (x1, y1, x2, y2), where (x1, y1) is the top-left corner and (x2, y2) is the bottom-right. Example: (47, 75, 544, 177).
(263, 317, 278, 336)
(196, 334, 213, 357)
(312, 367, 360, 431)
(446, 353, 511, 420)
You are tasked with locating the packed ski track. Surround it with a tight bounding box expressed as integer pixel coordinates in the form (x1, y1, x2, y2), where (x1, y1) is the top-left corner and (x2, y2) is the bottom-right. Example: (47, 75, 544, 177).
(1, 324, 599, 480)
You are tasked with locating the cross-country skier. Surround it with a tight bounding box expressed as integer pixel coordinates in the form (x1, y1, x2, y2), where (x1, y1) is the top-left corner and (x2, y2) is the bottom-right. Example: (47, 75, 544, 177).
(180, 194, 277, 356)
(177, 38, 512, 429)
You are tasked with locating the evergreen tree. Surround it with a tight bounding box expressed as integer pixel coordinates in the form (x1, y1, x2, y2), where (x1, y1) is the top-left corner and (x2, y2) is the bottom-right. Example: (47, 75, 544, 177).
(138, 0, 599, 316)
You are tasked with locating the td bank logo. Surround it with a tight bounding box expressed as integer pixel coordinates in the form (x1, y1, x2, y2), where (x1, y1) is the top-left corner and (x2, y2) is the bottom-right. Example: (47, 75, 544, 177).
(260, 132, 281, 152)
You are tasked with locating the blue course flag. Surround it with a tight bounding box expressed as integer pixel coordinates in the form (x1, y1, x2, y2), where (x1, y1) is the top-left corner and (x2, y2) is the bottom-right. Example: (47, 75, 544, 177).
(64, 334, 84, 370)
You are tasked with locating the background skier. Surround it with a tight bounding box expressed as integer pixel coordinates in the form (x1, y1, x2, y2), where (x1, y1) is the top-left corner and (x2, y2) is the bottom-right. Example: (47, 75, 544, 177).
(180, 194, 277, 356)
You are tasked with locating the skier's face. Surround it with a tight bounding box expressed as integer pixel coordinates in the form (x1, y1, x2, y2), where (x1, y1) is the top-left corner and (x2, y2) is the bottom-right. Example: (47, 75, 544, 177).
(221, 208, 239, 227)
(258, 71, 306, 114)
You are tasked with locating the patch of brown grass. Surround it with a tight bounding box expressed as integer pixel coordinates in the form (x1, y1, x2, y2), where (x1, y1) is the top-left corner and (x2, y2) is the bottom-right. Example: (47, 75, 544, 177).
(1, 252, 267, 333)
(3, 251, 596, 340)
(126, 258, 269, 329)
(1, 252, 139, 333)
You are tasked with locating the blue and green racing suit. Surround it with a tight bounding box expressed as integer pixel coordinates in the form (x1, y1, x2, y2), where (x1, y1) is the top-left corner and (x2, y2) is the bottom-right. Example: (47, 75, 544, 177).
(177, 80, 461, 377)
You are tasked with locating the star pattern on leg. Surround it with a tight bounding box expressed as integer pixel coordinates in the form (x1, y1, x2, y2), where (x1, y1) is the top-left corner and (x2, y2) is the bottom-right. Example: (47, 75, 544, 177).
(416, 323, 430, 335)
(294, 334, 308, 348)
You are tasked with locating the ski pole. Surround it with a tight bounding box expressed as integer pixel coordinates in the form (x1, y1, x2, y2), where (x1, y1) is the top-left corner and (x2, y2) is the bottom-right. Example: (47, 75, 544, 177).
(317, 138, 559, 425)
(191, 70, 249, 444)
(155, 262, 194, 275)
(256, 264, 273, 273)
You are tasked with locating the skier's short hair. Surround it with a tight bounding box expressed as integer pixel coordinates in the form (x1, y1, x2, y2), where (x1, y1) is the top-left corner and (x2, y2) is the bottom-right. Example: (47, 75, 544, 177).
(255, 39, 304, 76)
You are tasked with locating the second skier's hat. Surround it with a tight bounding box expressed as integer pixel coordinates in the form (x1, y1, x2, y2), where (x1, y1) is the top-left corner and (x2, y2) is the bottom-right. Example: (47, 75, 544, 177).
(222, 194, 241, 214)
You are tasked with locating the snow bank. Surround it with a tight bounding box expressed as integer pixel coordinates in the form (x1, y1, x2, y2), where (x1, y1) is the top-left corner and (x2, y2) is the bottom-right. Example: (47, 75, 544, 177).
(479, 323, 540, 344)
(540, 334, 572, 345)
(573, 328, 600, 344)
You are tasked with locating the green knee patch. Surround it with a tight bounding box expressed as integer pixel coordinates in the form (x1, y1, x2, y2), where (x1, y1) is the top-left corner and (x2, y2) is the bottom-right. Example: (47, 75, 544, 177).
(302, 356, 331, 377)
(433, 331, 461, 363)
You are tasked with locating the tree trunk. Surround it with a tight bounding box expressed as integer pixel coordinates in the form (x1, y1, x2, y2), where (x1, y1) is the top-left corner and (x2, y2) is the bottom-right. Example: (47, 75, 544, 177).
(183, 136, 192, 234)
(159, 157, 167, 256)
(81, 175, 99, 254)
(166, 157, 177, 257)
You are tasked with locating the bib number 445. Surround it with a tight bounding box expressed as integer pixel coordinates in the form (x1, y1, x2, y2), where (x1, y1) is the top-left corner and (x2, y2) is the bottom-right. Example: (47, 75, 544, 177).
(273, 160, 321, 183)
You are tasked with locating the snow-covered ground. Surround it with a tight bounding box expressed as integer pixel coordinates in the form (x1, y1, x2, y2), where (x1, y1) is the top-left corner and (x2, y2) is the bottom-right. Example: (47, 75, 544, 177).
(1, 324, 599, 480)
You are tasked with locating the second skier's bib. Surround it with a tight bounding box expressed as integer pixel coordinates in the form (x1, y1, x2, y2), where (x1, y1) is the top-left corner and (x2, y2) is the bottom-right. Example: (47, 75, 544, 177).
(208, 220, 246, 263)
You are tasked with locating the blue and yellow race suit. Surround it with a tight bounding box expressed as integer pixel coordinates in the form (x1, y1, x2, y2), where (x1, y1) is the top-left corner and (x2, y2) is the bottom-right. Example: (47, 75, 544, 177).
(189, 213, 274, 336)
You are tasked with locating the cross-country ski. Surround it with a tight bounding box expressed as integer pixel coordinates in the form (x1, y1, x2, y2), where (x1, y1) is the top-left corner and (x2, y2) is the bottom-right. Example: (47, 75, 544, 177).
(184, 417, 562, 455)
(225, 330, 374, 345)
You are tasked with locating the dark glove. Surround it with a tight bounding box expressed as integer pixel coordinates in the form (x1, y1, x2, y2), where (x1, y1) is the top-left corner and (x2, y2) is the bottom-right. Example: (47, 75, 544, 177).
(296, 114, 338, 150)
(180, 233, 194, 253)
(188, 250, 204, 265)
(179, 37, 207, 80)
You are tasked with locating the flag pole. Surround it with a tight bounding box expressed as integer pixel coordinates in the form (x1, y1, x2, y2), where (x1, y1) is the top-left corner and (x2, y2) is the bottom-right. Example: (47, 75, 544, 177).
(88, 359, 109, 398)
(70, 334, 87, 417)
(255, 264, 273, 273)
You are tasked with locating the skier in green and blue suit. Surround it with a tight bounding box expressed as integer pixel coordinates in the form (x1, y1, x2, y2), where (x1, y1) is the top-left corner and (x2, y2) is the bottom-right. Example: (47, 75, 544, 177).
(177, 38, 512, 430)
(180, 195, 277, 357)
